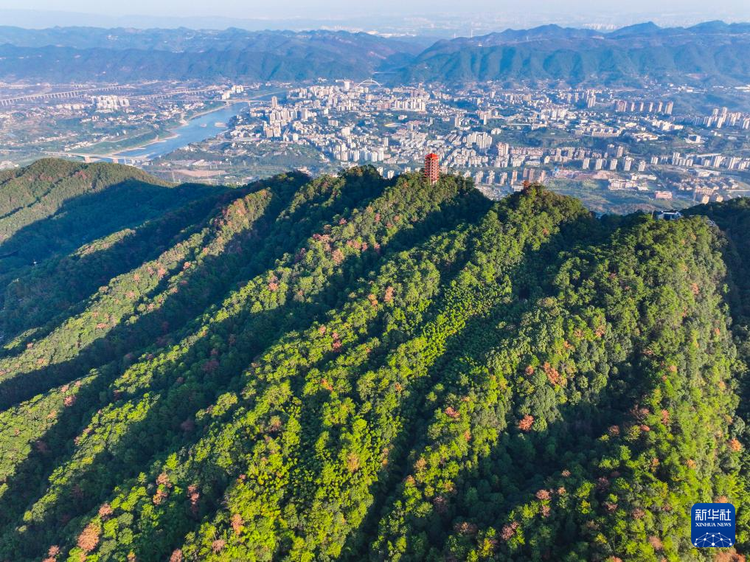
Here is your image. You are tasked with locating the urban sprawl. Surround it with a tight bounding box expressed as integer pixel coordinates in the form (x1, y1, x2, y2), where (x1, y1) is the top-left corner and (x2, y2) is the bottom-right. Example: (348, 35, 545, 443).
(2, 79, 750, 211)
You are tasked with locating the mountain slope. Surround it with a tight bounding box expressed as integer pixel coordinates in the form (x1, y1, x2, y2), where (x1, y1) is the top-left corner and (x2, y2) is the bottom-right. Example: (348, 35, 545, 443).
(0, 160, 747, 561)
(0, 158, 220, 268)
(0, 26, 427, 55)
(398, 23, 750, 85)
(2, 23, 750, 85)
(0, 29, 422, 82)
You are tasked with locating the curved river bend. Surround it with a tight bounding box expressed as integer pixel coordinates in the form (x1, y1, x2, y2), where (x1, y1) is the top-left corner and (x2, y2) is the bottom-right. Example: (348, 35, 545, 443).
(113, 103, 245, 162)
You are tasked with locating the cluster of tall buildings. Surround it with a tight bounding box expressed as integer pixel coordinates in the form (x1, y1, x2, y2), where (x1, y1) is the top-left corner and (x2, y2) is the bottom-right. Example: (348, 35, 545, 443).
(582, 156, 647, 173)
(698, 107, 750, 129)
(392, 98, 427, 112)
(92, 95, 130, 111)
(613, 99, 673, 115)
(335, 146, 387, 163)
(464, 131, 493, 150)
(220, 84, 245, 100)
(670, 151, 750, 171)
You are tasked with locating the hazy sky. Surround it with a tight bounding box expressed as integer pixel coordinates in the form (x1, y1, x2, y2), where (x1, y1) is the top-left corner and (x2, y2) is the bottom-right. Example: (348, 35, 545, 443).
(2, 0, 749, 20)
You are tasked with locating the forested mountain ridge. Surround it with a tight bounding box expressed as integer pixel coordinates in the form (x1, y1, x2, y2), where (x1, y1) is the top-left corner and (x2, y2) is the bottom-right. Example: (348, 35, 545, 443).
(398, 22, 750, 86)
(0, 22, 749, 85)
(0, 29, 423, 82)
(0, 159, 748, 561)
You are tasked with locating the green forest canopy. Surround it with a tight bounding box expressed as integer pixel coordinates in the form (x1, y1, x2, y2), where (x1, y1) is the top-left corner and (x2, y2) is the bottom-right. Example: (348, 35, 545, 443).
(0, 158, 747, 561)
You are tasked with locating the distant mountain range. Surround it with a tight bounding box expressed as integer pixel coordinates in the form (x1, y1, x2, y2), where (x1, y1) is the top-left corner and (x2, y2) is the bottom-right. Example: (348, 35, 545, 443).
(0, 29, 426, 82)
(0, 22, 749, 85)
(398, 21, 750, 86)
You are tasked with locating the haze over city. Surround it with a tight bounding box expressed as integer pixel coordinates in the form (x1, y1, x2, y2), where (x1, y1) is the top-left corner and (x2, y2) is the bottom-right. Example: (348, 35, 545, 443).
(2, 0, 750, 32)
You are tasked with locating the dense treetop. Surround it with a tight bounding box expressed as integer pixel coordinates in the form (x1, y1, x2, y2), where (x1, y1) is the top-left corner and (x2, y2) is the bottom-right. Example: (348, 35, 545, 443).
(0, 159, 748, 561)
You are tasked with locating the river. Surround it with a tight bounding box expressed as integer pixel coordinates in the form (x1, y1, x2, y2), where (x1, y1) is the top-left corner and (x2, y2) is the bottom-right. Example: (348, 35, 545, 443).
(113, 103, 246, 162)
